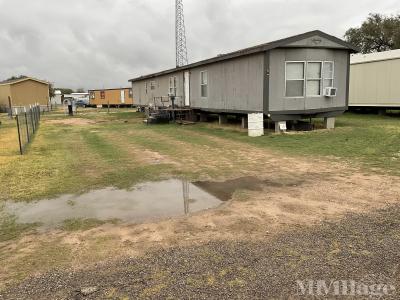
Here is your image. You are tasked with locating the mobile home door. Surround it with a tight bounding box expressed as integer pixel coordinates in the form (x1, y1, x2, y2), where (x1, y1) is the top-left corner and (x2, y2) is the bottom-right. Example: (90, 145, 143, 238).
(184, 71, 190, 106)
(120, 90, 125, 104)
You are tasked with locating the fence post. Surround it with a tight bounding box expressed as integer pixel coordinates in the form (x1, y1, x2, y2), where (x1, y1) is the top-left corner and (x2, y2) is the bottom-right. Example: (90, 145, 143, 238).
(34, 105, 38, 129)
(30, 105, 35, 133)
(8, 96, 13, 119)
(37, 103, 40, 121)
(35, 105, 38, 128)
(24, 107, 30, 143)
(15, 112, 23, 155)
(32, 106, 35, 133)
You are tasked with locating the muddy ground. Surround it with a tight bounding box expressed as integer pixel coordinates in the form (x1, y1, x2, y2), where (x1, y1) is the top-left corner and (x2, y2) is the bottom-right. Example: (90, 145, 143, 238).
(2, 165, 400, 299)
(2, 206, 400, 299)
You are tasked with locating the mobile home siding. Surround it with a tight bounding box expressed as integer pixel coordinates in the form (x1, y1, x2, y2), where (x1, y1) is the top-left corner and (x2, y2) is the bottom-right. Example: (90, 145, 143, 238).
(90, 88, 134, 106)
(133, 71, 184, 106)
(0, 79, 49, 108)
(268, 48, 348, 113)
(130, 31, 356, 121)
(189, 53, 264, 112)
(10, 80, 50, 106)
(0, 85, 11, 108)
(349, 56, 400, 107)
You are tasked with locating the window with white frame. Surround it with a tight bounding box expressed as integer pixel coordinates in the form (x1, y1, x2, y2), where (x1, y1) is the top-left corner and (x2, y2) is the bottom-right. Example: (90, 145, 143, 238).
(306, 62, 322, 96)
(285, 62, 305, 97)
(200, 71, 208, 98)
(323, 61, 334, 89)
(150, 81, 156, 90)
(285, 61, 335, 97)
(169, 76, 177, 95)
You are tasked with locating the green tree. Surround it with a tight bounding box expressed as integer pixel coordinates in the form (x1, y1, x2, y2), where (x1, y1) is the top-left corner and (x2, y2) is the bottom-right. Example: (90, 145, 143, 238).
(48, 83, 55, 99)
(345, 13, 400, 53)
(1, 75, 27, 83)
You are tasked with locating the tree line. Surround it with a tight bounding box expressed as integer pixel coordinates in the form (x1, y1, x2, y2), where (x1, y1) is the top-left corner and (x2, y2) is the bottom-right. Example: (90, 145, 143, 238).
(345, 13, 400, 53)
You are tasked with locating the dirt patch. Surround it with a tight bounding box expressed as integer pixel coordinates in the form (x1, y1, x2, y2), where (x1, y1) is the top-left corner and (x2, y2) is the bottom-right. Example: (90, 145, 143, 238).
(45, 118, 96, 126)
(1, 167, 400, 290)
(139, 149, 179, 165)
(3, 205, 400, 299)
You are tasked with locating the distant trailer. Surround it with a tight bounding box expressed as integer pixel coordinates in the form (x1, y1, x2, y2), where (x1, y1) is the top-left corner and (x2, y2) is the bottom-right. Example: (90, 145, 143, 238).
(349, 49, 400, 110)
(0, 77, 50, 112)
(88, 88, 135, 107)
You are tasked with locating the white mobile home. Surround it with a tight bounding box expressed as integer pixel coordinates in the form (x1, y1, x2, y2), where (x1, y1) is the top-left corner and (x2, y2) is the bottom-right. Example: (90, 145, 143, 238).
(349, 49, 400, 110)
(130, 31, 357, 131)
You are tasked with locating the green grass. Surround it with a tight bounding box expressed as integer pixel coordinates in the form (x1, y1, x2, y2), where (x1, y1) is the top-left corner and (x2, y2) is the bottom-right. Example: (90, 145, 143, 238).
(1, 109, 399, 204)
(61, 218, 120, 232)
(0, 214, 39, 242)
(176, 112, 400, 175)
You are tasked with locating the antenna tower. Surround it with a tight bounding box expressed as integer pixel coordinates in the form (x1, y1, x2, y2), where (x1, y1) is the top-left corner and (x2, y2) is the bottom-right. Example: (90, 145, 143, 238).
(175, 0, 188, 67)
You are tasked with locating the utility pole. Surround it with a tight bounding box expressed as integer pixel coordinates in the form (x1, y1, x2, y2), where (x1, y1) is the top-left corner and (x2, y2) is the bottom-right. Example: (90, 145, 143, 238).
(175, 0, 188, 67)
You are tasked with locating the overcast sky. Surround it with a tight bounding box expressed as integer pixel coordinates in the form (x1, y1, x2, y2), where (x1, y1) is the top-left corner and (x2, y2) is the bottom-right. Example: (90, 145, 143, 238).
(0, 0, 398, 90)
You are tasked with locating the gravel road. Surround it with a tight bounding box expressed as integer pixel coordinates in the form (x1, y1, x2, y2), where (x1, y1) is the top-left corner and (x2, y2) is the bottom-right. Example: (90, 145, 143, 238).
(2, 205, 400, 299)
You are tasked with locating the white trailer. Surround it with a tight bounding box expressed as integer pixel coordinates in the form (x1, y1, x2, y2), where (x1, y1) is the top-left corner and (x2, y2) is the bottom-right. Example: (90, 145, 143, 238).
(349, 49, 400, 109)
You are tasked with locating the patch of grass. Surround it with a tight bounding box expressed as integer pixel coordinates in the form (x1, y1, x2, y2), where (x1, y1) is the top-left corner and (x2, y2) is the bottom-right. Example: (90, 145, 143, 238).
(1, 110, 399, 203)
(0, 114, 19, 157)
(81, 130, 125, 162)
(0, 124, 96, 201)
(0, 214, 39, 242)
(61, 218, 120, 232)
(101, 164, 176, 189)
(179, 112, 400, 175)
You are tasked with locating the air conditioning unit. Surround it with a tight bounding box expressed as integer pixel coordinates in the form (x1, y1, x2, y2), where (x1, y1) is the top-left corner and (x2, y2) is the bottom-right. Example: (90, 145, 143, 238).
(324, 87, 337, 97)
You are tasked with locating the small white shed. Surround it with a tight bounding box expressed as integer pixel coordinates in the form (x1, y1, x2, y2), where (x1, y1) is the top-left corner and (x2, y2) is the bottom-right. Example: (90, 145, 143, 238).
(52, 90, 63, 106)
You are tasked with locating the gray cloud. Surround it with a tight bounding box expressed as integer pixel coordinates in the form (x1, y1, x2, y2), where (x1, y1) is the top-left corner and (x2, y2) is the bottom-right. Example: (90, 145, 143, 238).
(0, 0, 398, 89)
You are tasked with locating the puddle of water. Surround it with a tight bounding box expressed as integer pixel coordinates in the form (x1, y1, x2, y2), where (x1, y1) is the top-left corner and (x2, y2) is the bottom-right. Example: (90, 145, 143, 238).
(3, 180, 223, 230)
(194, 176, 302, 201)
(2, 176, 300, 230)
(193, 176, 266, 201)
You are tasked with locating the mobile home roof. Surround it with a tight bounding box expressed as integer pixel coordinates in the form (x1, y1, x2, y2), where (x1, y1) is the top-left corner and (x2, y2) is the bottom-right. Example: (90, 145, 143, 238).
(129, 30, 358, 82)
(351, 49, 400, 65)
(0, 77, 49, 86)
(88, 87, 131, 92)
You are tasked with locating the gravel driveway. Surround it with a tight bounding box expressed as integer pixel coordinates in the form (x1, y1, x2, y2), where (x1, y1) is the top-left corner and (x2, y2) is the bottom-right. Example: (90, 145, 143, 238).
(2, 205, 400, 299)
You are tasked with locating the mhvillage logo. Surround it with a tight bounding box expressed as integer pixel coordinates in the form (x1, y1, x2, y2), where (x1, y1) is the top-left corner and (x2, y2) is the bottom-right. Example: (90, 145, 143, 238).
(296, 275, 396, 297)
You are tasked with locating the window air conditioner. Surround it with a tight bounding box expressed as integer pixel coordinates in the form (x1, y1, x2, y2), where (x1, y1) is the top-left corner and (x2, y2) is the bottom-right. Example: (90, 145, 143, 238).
(324, 87, 337, 97)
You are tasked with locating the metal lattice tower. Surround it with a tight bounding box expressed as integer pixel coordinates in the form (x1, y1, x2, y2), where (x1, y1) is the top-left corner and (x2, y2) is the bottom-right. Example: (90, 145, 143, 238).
(175, 0, 188, 67)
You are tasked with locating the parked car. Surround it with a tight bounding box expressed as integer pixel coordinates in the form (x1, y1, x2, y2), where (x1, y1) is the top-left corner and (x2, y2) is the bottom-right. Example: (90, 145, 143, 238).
(75, 100, 87, 107)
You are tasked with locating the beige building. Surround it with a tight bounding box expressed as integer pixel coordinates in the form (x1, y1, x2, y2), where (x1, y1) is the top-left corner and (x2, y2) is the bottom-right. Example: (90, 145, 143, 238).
(349, 50, 400, 108)
(0, 77, 50, 110)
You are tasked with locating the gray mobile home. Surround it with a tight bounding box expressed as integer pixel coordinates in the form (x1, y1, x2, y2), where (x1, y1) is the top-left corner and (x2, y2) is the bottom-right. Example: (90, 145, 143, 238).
(130, 30, 357, 132)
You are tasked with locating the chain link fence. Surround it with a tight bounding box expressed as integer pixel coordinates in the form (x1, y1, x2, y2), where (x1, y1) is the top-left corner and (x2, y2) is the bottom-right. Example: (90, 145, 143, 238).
(14, 105, 41, 155)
